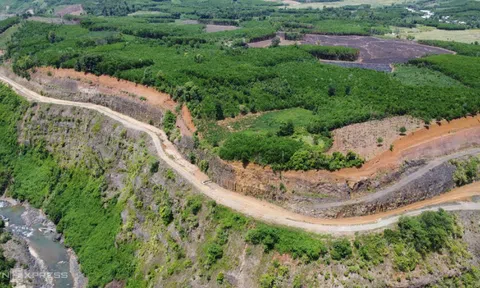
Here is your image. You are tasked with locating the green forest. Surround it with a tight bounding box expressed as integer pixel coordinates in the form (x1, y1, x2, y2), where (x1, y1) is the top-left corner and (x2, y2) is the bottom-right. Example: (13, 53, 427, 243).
(2, 0, 480, 170)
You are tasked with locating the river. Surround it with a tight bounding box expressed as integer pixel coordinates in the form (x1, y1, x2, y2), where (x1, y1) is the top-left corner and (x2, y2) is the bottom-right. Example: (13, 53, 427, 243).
(0, 200, 75, 287)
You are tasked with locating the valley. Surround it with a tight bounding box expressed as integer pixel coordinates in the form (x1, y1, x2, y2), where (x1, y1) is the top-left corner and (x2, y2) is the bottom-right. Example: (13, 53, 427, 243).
(0, 0, 479, 287)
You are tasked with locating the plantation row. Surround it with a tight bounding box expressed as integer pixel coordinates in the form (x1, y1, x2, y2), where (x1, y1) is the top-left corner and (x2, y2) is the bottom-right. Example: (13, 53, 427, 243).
(418, 40, 480, 57)
(409, 55, 480, 89)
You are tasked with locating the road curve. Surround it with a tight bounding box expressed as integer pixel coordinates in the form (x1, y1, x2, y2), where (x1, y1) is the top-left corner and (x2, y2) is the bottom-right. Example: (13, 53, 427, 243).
(313, 147, 480, 209)
(2, 74, 480, 235)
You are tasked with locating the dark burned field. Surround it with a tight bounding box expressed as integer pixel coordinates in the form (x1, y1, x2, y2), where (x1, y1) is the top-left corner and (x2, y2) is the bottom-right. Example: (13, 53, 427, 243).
(303, 35, 454, 71)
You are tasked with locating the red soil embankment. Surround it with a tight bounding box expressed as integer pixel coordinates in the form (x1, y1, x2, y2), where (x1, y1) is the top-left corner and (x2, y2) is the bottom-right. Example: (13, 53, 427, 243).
(37, 67, 197, 135)
(231, 115, 480, 188)
(335, 116, 480, 180)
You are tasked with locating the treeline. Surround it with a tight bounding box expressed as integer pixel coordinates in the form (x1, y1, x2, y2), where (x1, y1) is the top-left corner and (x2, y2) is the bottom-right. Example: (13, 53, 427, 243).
(301, 45, 360, 61)
(245, 208, 462, 272)
(73, 54, 154, 76)
(419, 40, 480, 57)
(75, 34, 123, 48)
(308, 21, 390, 36)
(82, 17, 204, 39)
(198, 19, 239, 26)
(0, 16, 20, 34)
(218, 132, 364, 171)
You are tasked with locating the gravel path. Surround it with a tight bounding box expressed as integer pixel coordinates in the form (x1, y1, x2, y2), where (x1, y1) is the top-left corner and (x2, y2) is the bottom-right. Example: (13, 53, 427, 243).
(2, 74, 480, 235)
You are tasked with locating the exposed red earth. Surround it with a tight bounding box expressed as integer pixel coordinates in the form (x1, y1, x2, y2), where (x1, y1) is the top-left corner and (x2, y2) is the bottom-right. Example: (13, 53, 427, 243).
(2, 73, 480, 234)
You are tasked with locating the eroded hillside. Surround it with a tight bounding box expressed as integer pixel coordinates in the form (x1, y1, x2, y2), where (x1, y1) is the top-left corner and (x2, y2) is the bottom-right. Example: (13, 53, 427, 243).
(1, 84, 480, 287)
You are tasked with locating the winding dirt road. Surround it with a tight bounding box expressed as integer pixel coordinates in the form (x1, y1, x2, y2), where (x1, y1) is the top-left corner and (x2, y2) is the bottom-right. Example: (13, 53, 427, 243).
(2, 74, 480, 234)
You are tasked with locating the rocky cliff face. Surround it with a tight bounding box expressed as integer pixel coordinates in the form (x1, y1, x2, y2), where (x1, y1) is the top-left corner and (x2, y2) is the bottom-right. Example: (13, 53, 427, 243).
(5, 95, 479, 288)
(7, 66, 480, 220)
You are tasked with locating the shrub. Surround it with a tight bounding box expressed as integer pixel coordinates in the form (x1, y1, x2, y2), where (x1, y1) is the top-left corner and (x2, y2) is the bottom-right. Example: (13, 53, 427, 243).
(270, 37, 280, 48)
(150, 160, 160, 174)
(199, 160, 209, 173)
(216, 272, 224, 284)
(452, 157, 479, 186)
(246, 225, 327, 262)
(277, 121, 294, 137)
(205, 243, 223, 266)
(377, 137, 384, 146)
(163, 110, 177, 137)
(331, 238, 352, 260)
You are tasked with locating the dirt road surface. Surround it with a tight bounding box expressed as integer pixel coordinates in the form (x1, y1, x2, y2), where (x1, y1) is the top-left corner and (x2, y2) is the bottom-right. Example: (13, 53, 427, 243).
(2, 74, 480, 235)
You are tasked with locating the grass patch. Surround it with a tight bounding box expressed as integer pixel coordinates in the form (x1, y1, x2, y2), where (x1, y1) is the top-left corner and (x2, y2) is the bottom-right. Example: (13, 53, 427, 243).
(392, 64, 464, 88)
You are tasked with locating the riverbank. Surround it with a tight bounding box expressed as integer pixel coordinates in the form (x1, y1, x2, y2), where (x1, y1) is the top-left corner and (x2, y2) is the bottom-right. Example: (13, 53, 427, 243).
(0, 198, 87, 287)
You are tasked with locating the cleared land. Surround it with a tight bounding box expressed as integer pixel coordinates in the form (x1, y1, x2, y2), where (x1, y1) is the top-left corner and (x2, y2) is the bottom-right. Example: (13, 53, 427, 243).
(270, 0, 418, 9)
(205, 24, 238, 33)
(329, 116, 423, 160)
(35, 67, 196, 136)
(389, 27, 480, 43)
(248, 37, 298, 48)
(55, 4, 84, 17)
(303, 35, 453, 66)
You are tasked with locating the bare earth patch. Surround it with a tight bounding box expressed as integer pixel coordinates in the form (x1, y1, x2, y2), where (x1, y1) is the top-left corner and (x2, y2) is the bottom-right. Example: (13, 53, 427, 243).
(55, 4, 84, 17)
(302, 35, 454, 71)
(205, 24, 238, 33)
(265, 0, 301, 6)
(26, 16, 78, 25)
(248, 33, 299, 48)
(329, 116, 423, 160)
(389, 27, 480, 44)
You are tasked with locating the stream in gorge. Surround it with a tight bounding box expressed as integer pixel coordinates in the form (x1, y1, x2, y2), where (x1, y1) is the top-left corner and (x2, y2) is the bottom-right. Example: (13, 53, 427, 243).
(0, 199, 75, 287)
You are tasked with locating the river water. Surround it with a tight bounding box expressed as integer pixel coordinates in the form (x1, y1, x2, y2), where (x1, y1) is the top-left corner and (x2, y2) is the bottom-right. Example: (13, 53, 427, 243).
(0, 200, 74, 287)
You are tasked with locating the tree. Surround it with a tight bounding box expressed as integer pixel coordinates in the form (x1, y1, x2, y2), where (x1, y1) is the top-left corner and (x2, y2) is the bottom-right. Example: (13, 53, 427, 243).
(47, 31, 56, 43)
(424, 119, 431, 128)
(399, 126, 407, 135)
(215, 103, 224, 120)
(377, 137, 384, 146)
(328, 84, 336, 96)
(277, 121, 294, 137)
(270, 37, 280, 48)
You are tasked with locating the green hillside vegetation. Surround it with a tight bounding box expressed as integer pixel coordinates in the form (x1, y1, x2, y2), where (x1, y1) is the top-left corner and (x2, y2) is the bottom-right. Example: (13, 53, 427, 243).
(0, 17, 20, 34)
(392, 64, 465, 87)
(4, 0, 480, 170)
(0, 85, 477, 287)
(419, 40, 480, 57)
(409, 54, 480, 88)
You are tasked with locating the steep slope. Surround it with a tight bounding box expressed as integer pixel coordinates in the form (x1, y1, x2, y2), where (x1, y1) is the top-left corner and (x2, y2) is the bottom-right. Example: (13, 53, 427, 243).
(2, 81, 480, 287)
